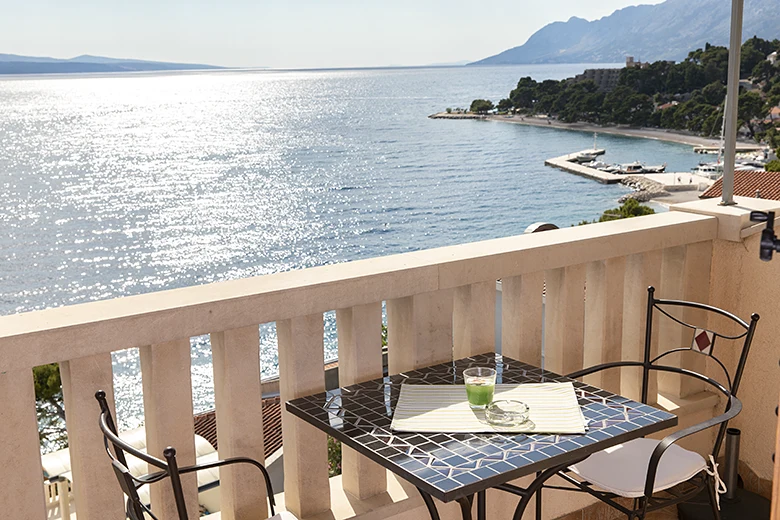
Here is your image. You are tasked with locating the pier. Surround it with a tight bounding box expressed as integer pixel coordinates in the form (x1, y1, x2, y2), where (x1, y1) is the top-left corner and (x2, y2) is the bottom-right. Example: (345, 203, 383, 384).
(693, 143, 764, 154)
(428, 112, 486, 120)
(545, 150, 716, 197)
(545, 151, 621, 184)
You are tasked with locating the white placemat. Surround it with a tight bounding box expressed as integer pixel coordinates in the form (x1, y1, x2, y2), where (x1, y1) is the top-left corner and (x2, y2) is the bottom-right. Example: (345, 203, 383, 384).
(390, 383, 587, 434)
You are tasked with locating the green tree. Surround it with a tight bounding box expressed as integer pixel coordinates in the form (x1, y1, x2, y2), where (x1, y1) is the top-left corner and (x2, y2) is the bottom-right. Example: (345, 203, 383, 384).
(578, 199, 655, 225)
(535, 80, 561, 114)
(612, 88, 653, 126)
(741, 36, 774, 78)
(701, 82, 726, 106)
(34, 364, 68, 450)
(509, 77, 538, 110)
(738, 91, 768, 138)
(765, 159, 780, 172)
(327, 436, 342, 476)
(752, 60, 776, 84)
(598, 199, 655, 222)
(470, 99, 494, 114)
(497, 98, 513, 112)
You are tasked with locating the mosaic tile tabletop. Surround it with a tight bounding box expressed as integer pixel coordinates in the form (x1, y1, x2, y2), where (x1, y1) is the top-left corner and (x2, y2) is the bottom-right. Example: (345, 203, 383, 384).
(286, 354, 677, 502)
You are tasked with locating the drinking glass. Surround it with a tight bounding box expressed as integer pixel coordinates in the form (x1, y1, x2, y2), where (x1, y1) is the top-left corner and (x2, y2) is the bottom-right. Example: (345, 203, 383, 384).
(463, 367, 496, 409)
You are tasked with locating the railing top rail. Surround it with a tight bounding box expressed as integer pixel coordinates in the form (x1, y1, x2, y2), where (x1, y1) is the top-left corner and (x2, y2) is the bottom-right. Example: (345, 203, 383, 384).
(0, 212, 716, 371)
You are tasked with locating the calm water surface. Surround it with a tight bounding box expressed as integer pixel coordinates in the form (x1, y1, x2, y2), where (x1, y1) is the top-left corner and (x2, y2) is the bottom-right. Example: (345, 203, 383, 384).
(0, 65, 704, 427)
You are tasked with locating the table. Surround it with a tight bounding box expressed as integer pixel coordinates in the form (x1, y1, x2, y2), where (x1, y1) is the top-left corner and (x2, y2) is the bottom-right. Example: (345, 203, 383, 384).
(286, 354, 677, 520)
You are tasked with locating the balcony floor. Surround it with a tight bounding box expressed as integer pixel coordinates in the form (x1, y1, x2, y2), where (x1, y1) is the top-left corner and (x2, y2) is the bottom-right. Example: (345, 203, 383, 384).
(610, 507, 678, 519)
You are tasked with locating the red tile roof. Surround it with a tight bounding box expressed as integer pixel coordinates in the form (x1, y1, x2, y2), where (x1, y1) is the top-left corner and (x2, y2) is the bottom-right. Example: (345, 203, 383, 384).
(700, 170, 780, 201)
(193, 395, 283, 458)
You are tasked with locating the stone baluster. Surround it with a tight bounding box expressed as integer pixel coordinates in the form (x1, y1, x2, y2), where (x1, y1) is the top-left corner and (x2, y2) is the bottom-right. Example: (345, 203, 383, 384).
(60, 353, 126, 519)
(387, 289, 454, 375)
(621, 251, 662, 402)
(544, 265, 586, 376)
(336, 303, 387, 499)
(277, 314, 331, 518)
(583, 258, 625, 392)
(501, 272, 544, 366)
(657, 243, 712, 398)
(212, 326, 267, 520)
(453, 281, 496, 359)
(0, 369, 47, 519)
(140, 339, 199, 519)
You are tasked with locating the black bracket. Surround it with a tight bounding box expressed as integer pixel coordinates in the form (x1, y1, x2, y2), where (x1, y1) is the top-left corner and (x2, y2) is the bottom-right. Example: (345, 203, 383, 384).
(749, 211, 780, 261)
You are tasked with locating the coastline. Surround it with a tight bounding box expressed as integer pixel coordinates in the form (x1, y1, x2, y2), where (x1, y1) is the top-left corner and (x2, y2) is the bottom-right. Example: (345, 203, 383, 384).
(430, 112, 746, 148)
(489, 116, 727, 207)
(430, 113, 727, 208)
(485, 114, 723, 147)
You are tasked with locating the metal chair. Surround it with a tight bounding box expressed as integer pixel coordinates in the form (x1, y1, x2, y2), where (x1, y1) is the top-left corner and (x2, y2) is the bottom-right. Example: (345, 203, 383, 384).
(548, 286, 759, 520)
(95, 390, 286, 519)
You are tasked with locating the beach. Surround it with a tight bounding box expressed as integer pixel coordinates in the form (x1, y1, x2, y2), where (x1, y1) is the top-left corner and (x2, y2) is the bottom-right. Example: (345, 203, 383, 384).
(484, 114, 723, 147)
(430, 112, 741, 148)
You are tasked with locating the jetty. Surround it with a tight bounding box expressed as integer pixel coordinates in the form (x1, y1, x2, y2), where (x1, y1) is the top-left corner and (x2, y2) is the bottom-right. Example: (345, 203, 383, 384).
(545, 150, 619, 184)
(546, 150, 716, 199)
(428, 112, 486, 120)
(693, 143, 764, 154)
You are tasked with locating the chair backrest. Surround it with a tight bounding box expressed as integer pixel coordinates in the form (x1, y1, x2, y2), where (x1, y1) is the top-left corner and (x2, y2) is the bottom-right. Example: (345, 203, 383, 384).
(641, 286, 759, 456)
(95, 390, 189, 520)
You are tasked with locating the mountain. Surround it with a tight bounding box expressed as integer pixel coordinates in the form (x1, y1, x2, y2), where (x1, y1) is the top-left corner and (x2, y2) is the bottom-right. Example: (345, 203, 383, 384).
(469, 0, 779, 66)
(0, 54, 225, 74)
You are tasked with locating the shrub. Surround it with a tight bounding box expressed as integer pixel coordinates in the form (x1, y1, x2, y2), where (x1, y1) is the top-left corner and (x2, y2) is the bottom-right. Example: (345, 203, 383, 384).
(766, 159, 780, 172)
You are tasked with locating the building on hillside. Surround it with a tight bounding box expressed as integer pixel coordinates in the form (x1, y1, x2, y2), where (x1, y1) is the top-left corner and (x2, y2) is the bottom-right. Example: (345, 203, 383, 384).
(740, 79, 758, 92)
(700, 170, 780, 201)
(573, 67, 622, 92)
(572, 56, 657, 92)
(769, 51, 778, 66)
(625, 56, 650, 69)
(765, 106, 780, 123)
(657, 101, 680, 111)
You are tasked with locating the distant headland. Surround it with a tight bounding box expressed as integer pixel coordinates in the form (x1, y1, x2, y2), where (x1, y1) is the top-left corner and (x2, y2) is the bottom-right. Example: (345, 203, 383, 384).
(0, 53, 225, 75)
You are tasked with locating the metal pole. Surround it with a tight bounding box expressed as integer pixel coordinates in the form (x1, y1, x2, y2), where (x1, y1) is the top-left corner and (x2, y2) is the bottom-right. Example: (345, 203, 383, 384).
(724, 428, 740, 500)
(721, 0, 744, 206)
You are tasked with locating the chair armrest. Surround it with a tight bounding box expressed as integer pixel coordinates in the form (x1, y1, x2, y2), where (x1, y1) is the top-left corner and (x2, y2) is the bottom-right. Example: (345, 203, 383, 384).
(566, 361, 643, 380)
(643, 395, 742, 498)
(177, 456, 276, 515)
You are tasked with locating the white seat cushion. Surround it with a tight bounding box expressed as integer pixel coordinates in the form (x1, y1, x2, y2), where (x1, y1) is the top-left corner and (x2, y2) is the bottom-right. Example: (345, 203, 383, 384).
(569, 438, 707, 498)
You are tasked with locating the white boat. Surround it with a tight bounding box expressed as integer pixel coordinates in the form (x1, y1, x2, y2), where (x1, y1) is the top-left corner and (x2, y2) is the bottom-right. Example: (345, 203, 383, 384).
(574, 152, 598, 163)
(585, 159, 610, 169)
(616, 161, 667, 174)
(585, 160, 621, 173)
(616, 162, 645, 174)
(693, 162, 724, 178)
(643, 163, 667, 173)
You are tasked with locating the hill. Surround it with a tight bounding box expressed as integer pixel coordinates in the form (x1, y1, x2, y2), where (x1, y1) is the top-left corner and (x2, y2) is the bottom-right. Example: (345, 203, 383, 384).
(0, 54, 224, 74)
(470, 0, 779, 65)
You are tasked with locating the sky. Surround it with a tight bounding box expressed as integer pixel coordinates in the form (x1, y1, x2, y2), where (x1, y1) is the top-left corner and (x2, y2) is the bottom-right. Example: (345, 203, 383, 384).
(0, 0, 666, 69)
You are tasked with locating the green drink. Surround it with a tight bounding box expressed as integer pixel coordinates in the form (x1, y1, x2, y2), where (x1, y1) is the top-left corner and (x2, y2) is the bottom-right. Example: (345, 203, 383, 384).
(463, 367, 496, 409)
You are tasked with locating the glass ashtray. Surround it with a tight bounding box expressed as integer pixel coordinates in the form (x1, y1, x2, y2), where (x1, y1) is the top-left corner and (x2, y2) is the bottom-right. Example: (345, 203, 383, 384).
(485, 400, 530, 426)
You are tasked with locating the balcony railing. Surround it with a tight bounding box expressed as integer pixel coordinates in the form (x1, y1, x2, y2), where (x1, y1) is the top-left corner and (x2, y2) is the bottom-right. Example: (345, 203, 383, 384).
(0, 202, 774, 520)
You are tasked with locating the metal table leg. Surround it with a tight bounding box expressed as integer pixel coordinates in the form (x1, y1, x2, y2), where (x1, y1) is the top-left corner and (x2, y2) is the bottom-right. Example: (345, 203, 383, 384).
(419, 489, 478, 520)
(457, 495, 474, 520)
(418, 489, 441, 520)
(536, 471, 542, 520)
(511, 462, 573, 520)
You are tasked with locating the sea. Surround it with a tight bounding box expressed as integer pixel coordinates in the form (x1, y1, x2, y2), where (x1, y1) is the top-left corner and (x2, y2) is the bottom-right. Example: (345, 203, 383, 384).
(0, 64, 706, 429)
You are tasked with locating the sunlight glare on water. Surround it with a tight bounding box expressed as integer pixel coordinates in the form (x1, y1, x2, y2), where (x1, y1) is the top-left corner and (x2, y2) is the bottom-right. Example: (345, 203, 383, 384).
(0, 65, 705, 427)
